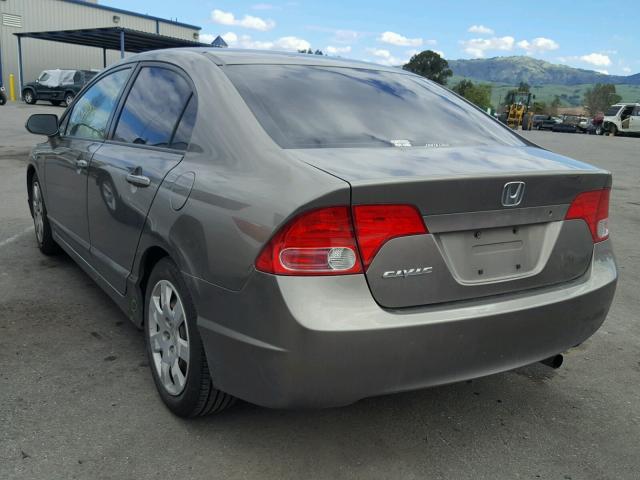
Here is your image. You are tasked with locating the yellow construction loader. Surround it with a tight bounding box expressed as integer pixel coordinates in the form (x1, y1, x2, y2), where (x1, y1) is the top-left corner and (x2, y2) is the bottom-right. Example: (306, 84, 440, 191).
(501, 91, 534, 130)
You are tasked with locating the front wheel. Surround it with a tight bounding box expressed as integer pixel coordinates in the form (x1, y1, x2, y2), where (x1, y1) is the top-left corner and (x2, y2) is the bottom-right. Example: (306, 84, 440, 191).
(23, 89, 37, 104)
(0, 94, 6, 106)
(64, 92, 74, 106)
(610, 125, 618, 137)
(144, 258, 235, 417)
(30, 174, 60, 255)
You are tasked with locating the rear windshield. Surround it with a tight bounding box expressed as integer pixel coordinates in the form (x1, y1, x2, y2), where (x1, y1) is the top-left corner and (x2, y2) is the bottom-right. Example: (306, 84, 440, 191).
(605, 106, 622, 116)
(224, 65, 525, 149)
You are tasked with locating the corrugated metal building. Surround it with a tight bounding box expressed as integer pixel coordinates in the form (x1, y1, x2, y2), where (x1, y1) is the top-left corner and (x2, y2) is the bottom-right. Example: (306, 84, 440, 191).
(0, 0, 201, 95)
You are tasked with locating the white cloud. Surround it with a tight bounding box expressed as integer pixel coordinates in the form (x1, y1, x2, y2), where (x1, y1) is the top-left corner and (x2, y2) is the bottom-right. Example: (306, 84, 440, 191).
(221, 32, 238, 44)
(461, 36, 515, 57)
(326, 45, 352, 55)
(221, 31, 310, 51)
(622, 67, 632, 74)
(379, 31, 423, 47)
(366, 48, 408, 66)
(596, 69, 609, 75)
(274, 36, 311, 51)
(468, 25, 494, 35)
(580, 53, 611, 67)
(199, 33, 216, 44)
(434, 50, 445, 58)
(211, 9, 275, 31)
(517, 37, 559, 54)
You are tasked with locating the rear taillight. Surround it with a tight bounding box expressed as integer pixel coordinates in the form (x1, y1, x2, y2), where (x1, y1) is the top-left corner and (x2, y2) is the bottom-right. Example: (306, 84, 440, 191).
(352, 205, 427, 269)
(565, 188, 610, 242)
(255, 204, 427, 275)
(255, 207, 362, 275)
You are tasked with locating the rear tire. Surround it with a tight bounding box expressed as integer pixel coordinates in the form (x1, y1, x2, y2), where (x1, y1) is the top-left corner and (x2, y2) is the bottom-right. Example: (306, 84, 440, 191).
(30, 174, 60, 255)
(144, 258, 235, 417)
(64, 92, 75, 106)
(23, 89, 37, 105)
(610, 125, 618, 137)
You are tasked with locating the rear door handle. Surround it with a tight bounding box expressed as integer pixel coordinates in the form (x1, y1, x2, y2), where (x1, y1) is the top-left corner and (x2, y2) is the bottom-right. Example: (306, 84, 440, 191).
(126, 172, 151, 188)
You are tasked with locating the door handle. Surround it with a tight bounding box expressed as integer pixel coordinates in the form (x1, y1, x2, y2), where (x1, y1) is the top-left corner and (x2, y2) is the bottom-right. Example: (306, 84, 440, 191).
(126, 172, 151, 188)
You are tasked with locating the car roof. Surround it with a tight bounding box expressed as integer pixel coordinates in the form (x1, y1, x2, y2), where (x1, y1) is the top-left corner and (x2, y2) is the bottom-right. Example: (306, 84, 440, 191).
(128, 47, 408, 73)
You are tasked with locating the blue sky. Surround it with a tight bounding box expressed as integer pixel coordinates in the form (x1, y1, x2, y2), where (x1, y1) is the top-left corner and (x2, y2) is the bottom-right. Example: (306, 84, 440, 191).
(102, 0, 637, 75)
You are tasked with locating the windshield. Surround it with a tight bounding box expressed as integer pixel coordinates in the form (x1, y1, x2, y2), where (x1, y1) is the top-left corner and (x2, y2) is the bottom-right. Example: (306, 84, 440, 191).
(605, 106, 622, 116)
(224, 65, 525, 149)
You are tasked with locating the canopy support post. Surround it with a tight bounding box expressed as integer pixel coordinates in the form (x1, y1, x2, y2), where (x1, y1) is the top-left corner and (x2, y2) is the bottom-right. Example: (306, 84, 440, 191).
(119, 30, 125, 59)
(17, 35, 23, 98)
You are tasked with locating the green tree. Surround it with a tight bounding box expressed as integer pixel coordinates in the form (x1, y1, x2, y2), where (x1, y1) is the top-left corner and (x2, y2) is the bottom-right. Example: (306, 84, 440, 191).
(583, 84, 622, 114)
(550, 96, 562, 116)
(403, 50, 452, 85)
(517, 81, 531, 92)
(452, 80, 492, 110)
(531, 101, 547, 114)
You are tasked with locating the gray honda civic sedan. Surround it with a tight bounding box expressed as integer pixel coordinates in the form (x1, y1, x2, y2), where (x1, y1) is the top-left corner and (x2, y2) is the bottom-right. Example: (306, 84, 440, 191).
(25, 48, 617, 417)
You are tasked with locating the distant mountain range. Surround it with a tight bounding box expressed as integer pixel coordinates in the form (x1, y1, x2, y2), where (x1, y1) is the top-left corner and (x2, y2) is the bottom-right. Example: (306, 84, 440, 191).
(448, 56, 640, 86)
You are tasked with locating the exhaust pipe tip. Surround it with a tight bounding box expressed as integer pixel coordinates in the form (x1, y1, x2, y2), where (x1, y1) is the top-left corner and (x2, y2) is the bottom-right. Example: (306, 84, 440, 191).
(540, 354, 564, 369)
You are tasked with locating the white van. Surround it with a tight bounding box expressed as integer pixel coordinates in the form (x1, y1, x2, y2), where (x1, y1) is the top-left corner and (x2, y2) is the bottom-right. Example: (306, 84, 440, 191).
(603, 103, 640, 135)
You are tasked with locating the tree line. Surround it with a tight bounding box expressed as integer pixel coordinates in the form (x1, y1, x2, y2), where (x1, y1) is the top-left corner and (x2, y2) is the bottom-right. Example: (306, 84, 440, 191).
(402, 50, 623, 115)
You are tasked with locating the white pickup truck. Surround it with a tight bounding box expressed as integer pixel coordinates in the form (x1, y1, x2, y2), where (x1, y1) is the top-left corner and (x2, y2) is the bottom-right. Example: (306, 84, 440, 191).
(603, 103, 640, 135)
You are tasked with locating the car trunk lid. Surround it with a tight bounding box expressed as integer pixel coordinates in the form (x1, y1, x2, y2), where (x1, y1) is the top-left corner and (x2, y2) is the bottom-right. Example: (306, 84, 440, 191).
(290, 145, 611, 308)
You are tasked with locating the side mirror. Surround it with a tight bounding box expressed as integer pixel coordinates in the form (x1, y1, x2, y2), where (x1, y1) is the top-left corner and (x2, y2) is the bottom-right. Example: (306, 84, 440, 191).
(26, 114, 59, 137)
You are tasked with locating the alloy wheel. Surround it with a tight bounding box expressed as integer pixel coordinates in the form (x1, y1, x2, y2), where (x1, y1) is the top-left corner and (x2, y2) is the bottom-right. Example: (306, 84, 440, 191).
(148, 280, 190, 396)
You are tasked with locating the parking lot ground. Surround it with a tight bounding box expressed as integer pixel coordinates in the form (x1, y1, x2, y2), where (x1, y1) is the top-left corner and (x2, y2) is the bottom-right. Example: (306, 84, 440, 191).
(1, 103, 639, 480)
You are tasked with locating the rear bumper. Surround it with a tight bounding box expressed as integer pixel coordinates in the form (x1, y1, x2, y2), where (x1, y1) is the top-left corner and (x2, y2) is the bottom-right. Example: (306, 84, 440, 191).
(186, 240, 617, 409)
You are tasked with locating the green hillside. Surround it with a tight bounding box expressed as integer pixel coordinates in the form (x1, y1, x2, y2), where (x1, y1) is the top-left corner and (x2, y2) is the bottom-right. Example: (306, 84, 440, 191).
(448, 56, 640, 86)
(447, 75, 640, 109)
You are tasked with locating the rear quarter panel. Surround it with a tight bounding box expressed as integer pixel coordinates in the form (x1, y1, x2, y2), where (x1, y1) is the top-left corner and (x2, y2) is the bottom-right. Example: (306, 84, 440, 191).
(134, 51, 350, 292)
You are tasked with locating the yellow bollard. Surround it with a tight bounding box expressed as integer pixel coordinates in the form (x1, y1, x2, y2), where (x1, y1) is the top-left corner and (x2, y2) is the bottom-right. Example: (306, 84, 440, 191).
(9, 73, 16, 101)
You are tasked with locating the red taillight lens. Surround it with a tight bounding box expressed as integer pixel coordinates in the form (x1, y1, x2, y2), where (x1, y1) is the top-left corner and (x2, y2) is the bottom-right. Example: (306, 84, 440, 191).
(255, 207, 362, 275)
(352, 204, 427, 270)
(565, 188, 610, 242)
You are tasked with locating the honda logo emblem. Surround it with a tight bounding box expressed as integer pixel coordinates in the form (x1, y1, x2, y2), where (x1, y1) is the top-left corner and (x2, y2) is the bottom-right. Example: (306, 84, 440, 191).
(502, 181, 525, 207)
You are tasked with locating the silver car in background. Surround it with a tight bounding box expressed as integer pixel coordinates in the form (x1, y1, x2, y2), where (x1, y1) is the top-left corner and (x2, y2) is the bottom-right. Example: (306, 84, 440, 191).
(25, 49, 617, 417)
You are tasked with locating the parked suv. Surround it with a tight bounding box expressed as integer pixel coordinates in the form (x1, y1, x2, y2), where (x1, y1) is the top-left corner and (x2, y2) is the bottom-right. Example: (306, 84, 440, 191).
(24, 49, 617, 417)
(22, 69, 98, 106)
(603, 103, 640, 136)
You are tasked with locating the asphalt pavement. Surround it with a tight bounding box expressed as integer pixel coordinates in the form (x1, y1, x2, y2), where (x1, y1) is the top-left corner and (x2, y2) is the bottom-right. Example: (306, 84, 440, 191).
(1, 102, 639, 479)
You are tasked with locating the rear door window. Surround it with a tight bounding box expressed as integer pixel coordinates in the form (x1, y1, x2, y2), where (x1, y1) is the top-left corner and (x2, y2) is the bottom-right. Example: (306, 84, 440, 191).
(605, 106, 622, 116)
(65, 68, 131, 140)
(113, 67, 193, 149)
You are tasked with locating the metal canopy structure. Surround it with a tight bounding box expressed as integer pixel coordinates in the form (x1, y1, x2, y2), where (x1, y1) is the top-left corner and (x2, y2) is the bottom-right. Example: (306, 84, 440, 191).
(13, 27, 206, 94)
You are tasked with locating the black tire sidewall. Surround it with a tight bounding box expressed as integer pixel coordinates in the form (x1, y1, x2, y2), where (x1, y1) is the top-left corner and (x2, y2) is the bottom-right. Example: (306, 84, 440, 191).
(144, 258, 209, 417)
